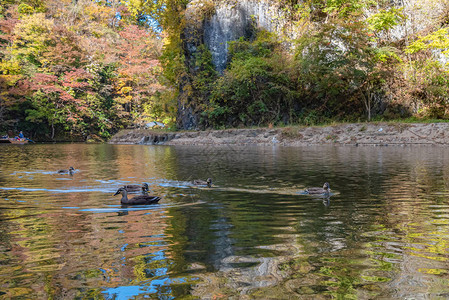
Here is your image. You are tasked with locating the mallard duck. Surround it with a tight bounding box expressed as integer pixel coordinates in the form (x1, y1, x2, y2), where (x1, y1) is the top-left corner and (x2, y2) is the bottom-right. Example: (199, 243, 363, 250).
(192, 178, 212, 187)
(123, 183, 149, 193)
(57, 167, 75, 175)
(114, 187, 161, 205)
(305, 182, 330, 195)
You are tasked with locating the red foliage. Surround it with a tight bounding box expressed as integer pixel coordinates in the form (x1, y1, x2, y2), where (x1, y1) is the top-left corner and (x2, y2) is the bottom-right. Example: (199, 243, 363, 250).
(114, 25, 163, 110)
(0, 7, 19, 45)
(32, 73, 58, 85)
(1, 77, 31, 103)
(62, 69, 92, 89)
(117, 5, 132, 19)
(30, 72, 90, 112)
(117, 25, 161, 76)
(44, 26, 87, 68)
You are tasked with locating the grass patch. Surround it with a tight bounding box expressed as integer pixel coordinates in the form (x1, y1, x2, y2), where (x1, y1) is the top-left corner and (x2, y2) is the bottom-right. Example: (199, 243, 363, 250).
(371, 117, 449, 124)
(280, 126, 305, 139)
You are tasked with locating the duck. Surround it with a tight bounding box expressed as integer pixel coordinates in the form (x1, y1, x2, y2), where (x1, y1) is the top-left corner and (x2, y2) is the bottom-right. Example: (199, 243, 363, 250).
(114, 187, 161, 205)
(57, 167, 75, 175)
(192, 178, 212, 187)
(305, 182, 331, 195)
(123, 183, 149, 193)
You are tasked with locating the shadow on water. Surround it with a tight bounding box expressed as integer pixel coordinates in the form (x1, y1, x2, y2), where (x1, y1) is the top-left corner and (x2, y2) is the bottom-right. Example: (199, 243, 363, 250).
(0, 144, 449, 298)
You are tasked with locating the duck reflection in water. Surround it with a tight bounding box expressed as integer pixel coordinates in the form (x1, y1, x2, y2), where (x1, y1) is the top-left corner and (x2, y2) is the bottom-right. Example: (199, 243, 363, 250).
(114, 187, 161, 206)
(117, 210, 129, 216)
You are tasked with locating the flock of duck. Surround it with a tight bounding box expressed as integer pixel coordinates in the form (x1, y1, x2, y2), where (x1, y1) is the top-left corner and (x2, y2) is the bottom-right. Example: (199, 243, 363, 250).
(57, 167, 330, 206)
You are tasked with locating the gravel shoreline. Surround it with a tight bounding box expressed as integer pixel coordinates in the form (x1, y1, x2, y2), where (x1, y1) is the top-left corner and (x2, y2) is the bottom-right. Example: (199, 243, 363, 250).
(108, 123, 449, 146)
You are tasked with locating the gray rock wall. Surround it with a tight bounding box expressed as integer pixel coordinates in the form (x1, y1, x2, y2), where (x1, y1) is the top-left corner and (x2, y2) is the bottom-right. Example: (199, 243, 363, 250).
(179, 0, 290, 129)
(196, 0, 448, 73)
(178, 0, 448, 129)
(202, 0, 288, 72)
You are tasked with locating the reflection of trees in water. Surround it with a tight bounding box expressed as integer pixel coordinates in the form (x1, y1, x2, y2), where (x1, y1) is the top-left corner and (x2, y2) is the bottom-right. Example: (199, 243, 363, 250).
(2, 144, 449, 298)
(277, 146, 449, 298)
(0, 199, 95, 298)
(166, 196, 233, 271)
(83, 208, 172, 298)
(169, 184, 325, 297)
(171, 144, 258, 182)
(183, 202, 302, 297)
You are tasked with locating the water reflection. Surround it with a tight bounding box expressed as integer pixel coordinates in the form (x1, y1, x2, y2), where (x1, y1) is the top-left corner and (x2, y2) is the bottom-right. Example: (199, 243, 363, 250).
(0, 144, 449, 298)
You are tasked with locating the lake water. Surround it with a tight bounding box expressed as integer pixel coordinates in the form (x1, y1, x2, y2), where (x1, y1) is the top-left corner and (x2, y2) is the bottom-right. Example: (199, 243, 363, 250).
(0, 143, 449, 299)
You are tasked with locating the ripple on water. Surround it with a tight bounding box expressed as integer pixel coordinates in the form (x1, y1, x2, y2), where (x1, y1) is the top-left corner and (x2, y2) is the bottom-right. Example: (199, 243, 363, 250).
(1, 144, 449, 298)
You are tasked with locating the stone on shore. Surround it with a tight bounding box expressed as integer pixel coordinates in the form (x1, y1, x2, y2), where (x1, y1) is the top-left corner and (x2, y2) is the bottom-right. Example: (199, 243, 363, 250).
(108, 123, 449, 146)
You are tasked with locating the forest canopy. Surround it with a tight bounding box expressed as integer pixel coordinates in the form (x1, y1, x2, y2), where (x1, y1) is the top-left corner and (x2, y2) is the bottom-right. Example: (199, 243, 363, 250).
(0, 0, 171, 140)
(1, 0, 449, 139)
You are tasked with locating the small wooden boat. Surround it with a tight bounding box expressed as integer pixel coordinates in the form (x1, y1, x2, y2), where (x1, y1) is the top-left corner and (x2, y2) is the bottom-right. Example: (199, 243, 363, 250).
(9, 138, 29, 144)
(0, 137, 29, 144)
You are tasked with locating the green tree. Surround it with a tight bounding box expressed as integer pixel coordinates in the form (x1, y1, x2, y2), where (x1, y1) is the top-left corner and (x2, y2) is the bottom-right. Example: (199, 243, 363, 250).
(208, 32, 299, 127)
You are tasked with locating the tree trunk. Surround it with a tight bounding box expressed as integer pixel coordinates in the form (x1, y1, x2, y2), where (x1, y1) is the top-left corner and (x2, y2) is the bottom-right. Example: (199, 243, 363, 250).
(51, 123, 55, 140)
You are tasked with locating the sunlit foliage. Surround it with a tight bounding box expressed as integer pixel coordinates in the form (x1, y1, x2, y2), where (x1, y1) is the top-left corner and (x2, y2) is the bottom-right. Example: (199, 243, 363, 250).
(2, 0, 449, 136)
(161, 0, 449, 128)
(0, 0, 167, 140)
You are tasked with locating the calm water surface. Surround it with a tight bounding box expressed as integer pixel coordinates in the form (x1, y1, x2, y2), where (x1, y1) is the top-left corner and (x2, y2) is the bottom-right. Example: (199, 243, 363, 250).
(0, 143, 449, 299)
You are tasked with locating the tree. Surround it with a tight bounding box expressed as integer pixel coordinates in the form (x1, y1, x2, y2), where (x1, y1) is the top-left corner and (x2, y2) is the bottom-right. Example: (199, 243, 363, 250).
(114, 24, 164, 127)
(0, 0, 166, 139)
(11, 13, 54, 67)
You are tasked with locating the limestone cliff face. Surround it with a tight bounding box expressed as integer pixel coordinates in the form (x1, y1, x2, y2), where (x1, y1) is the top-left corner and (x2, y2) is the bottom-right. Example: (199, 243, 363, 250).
(179, 0, 289, 129)
(191, 0, 447, 74)
(177, 0, 447, 130)
(203, 0, 288, 73)
(389, 0, 449, 66)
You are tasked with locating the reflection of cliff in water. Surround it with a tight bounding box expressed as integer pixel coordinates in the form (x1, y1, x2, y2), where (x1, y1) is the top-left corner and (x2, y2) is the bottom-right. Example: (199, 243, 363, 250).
(168, 145, 449, 297)
(1, 144, 449, 298)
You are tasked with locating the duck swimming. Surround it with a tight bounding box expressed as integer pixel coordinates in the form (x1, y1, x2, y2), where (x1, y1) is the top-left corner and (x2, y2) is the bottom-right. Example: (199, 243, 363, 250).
(305, 182, 331, 195)
(114, 187, 161, 205)
(192, 178, 212, 187)
(57, 167, 75, 175)
(123, 183, 149, 193)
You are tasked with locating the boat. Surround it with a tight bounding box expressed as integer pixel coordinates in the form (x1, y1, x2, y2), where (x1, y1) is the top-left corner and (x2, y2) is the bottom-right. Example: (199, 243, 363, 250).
(10, 138, 29, 144)
(0, 137, 29, 144)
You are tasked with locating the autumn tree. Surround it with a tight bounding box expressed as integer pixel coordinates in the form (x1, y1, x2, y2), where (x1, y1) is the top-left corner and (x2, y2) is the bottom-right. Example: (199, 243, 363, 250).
(0, 0, 166, 139)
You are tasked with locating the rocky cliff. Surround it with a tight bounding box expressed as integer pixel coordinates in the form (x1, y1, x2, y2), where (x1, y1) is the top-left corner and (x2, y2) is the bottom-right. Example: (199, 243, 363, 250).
(177, 0, 448, 129)
(203, 0, 289, 73)
(188, 0, 447, 73)
(179, 0, 291, 129)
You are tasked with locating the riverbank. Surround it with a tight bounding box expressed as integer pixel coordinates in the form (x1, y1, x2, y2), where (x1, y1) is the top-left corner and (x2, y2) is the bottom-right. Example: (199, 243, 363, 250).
(107, 123, 449, 146)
